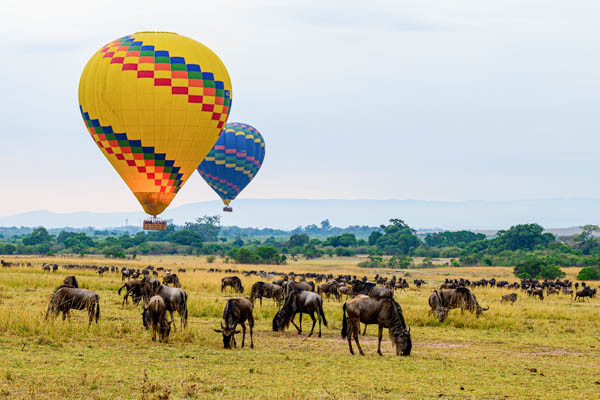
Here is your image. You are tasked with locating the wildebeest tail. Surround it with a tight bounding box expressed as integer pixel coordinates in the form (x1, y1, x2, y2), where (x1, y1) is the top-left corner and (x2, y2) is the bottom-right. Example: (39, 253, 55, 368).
(117, 285, 126, 295)
(341, 303, 347, 338)
(95, 296, 100, 323)
(183, 291, 189, 324)
(318, 299, 328, 326)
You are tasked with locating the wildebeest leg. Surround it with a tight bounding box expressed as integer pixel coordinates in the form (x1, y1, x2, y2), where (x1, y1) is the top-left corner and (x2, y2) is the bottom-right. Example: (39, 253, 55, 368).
(347, 321, 355, 355)
(353, 320, 364, 356)
(317, 309, 322, 338)
(249, 319, 254, 349)
(152, 323, 157, 341)
(307, 312, 316, 337)
(377, 325, 383, 356)
(289, 314, 301, 334)
(362, 324, 368, 335)
(241, 322, 246, 348)
(260, 296, 263, 307)
(170, 310, 176, 332)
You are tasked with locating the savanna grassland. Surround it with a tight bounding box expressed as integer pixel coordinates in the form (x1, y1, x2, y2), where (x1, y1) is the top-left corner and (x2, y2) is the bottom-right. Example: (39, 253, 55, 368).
(0, 256, 599, 400)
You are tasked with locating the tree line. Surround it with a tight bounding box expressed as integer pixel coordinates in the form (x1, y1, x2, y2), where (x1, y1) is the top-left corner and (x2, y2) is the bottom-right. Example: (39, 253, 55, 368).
(1, 218, 600, 280)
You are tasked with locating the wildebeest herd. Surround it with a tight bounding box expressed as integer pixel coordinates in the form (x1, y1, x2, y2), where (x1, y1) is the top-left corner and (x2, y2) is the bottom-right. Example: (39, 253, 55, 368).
(1, 260, 596, 356)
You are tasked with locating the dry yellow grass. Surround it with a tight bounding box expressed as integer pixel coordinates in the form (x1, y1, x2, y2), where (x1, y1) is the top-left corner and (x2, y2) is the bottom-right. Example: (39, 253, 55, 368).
(0, 255, 599, 399)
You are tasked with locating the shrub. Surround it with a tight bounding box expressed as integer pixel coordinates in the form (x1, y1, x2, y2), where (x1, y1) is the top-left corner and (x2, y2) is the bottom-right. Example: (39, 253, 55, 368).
(539, 264, 566, 279)
(513, 258, 545, 279)
(206, 255, 216, 263)
(577, 266, 600, 280)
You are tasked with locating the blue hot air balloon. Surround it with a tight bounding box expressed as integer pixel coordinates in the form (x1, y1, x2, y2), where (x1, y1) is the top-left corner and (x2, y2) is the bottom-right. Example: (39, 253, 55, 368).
(197, 122, 265, 211)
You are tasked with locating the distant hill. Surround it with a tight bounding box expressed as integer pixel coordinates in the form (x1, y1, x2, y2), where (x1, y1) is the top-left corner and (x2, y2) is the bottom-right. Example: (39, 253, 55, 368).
(1, 198, 599, 230)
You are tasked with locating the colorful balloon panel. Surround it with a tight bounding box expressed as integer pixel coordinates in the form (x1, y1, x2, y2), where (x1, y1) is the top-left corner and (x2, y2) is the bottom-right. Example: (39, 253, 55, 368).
(79, 32, 232, 216)
(197, 123, 265, 206)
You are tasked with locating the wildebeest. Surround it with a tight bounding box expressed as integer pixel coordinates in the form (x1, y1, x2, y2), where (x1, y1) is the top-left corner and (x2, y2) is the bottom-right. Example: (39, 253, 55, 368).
(562, 287, 574, 296)
(351, 280, 393, 299)
(155, 284, 188, 330)
(428, 290, 450, 322)
(214, 297, 254, 349)
(142, 295, 171, 343)
(221, 276, 244, 293)
(45, 286, 100, 327)
(285, 280, 315, 297)
(249, 282, 284, 307)
(575, 287, 596, 302)
(338, 285, 353, 300)
(163, 273, 181, 288)
(317, 280, 341, 301)
(528, 287, 544, 301)
(501, 293, 517, 304)
(117, 279, 146, 306)
(429, 287, 489, 318)
(413, 279, 425, 289)
(42, 264, 51, 273)
(341, 296, 411, 356)
(63, 276, 79, 288)
(272, 289, 327, 337)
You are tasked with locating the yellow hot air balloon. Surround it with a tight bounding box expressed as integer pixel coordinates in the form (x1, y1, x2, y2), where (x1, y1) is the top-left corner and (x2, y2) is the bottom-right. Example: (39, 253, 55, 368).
(79, 32, 232, 225)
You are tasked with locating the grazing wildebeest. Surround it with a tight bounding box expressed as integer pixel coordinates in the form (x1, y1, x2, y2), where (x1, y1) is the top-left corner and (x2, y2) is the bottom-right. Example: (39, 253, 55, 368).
(249, 282, 284, 307)
(338, 285, 353, 300)
(285, 280, 315, 297)
(117, 280, 145, 306)
(163, 273, 181, 288)
(52, 264, 58, 272)
(272, 289, 327, 337)
(45, 286, 100, 327)
(142, 295, 171, 343)
(547, 287, 560, 296)
(317, 280, 341, 301)
(351, 280, 393, 299)
(341, 296, 411, 356)
(221, 276, 244, 293)
(63, 276, 79, 288)
(428, 290, 450, 322)
(530, 287, 544, 301)
(214, 297, 254, 349)
(155, 284, 188, 330)
(42, 264, 51, 273)
(430, 287, 489, 317)
(501, 293, 518, 304)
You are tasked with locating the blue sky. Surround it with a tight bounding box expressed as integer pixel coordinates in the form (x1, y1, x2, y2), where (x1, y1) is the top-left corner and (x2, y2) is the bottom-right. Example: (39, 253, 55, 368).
(2, 0, 600, 216)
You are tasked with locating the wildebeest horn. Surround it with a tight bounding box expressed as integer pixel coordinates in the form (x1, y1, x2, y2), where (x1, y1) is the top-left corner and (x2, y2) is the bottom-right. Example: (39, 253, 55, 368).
(483, 306, 489, 311)
(220, 322, 224, 329)
(406, 326, 411, 333)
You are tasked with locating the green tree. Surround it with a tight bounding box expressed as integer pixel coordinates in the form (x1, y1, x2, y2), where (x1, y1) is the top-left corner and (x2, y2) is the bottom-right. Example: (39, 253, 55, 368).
(23, 227, 52, 246)
(0, 244, 16, 254)
(375, 219, 420, 255)
(577, 266, 600, 280)
(513, 258, 546, 279)
(368, 231, 382, 245)
(539, 264, 566, 279)
(425, 231, 486, 248)
(289, 234, 309, 247)
(494, 224, 554, 251)
(255, 245, 279, 263)
(183, 215, 221, 242)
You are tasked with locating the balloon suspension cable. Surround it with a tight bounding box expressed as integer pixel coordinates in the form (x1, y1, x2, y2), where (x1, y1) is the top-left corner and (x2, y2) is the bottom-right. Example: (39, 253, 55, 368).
(143, 216, 167, 231)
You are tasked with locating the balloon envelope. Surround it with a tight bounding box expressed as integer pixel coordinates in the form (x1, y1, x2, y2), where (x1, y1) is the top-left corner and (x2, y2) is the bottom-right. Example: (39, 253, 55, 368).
(79, 32, 232, 216)
(197, 122, 265, 207)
